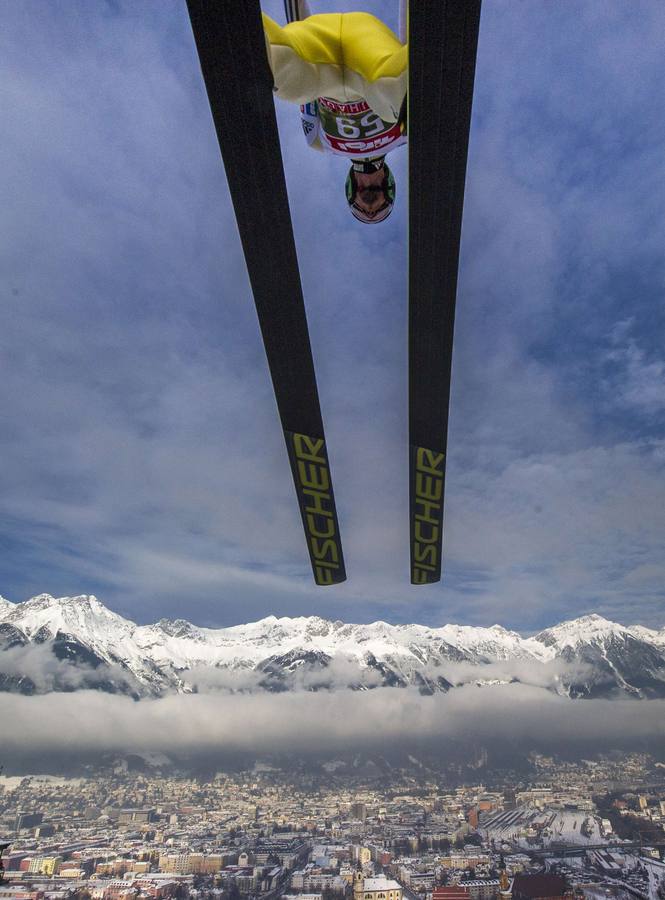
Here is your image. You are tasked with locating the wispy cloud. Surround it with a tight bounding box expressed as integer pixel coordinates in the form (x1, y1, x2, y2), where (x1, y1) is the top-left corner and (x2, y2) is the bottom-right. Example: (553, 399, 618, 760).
(1, 1, 665, 629)
(602, 320, 665, 415)
(0, 643, 141, 695)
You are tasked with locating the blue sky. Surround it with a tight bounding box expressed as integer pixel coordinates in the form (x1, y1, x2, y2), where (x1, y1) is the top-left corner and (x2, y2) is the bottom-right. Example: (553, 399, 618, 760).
(1, 0, 665, 631)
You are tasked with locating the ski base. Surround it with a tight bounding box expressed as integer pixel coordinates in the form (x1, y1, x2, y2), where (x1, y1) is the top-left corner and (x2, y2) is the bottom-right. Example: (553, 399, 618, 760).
(286, 431, 346, 585)
(410, 444, 445, 584)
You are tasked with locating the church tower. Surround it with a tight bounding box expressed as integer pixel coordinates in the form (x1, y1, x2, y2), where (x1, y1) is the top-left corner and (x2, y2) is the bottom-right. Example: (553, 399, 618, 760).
(498, 865, 511, 899)
(353, 869, 364, 900)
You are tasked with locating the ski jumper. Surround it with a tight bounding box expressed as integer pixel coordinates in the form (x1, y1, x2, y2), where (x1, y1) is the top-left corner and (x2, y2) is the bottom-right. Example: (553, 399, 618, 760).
(262, 12, 407, 161)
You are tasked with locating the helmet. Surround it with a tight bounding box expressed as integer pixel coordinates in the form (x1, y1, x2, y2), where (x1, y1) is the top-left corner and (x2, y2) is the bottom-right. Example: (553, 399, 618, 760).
(345, 159, 396, 224)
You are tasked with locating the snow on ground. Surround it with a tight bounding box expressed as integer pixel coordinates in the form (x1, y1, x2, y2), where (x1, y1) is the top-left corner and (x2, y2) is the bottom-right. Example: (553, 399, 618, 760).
(643, 858, 665, 900)
(0, 774, 83, 789)
(482, 806, 609, 848)
(542, 810, 605, 846)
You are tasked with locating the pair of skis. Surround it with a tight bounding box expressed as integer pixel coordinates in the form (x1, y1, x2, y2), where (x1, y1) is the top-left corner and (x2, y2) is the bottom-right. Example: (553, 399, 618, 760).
(186, 0, 480, 585)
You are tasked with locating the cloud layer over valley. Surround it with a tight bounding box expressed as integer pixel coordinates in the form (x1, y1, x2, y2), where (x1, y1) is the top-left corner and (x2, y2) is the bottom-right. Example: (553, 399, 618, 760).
(3, 686, 665, 767)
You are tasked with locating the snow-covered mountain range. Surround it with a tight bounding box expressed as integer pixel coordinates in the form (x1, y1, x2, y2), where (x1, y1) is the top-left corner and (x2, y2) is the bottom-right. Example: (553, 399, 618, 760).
(1, 593, 664, 700)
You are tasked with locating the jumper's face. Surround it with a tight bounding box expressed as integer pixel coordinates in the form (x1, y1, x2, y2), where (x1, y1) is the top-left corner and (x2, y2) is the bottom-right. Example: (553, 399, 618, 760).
(353, 168, 390, 217)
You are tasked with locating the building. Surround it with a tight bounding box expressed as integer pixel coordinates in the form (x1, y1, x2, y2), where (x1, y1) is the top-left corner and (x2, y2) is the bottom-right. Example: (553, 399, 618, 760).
(282, 895, 322, 900)
(458, 880, 501, 900)
(27, 857, 62, 877)
(354, 872, 402, 900)
(291, 870, 346, 893)
(432, 888, 471, 900)
(14, 815, 43, 834)
(351, 804, 368, 824)
(511, 875, 570, 900)
(159, 854, 226, 875)
(407, 872, 436, 893)
(118, 810, 156, 826)
(439, 856, 489, 871)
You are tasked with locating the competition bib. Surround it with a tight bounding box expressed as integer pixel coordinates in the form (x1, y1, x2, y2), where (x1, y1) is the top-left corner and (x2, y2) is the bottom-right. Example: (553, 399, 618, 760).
(316, 97, 405, 157)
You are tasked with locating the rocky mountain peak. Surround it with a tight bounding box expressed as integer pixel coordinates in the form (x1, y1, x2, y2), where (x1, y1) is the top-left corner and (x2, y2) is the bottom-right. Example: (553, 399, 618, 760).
(156, 618, 199, 639)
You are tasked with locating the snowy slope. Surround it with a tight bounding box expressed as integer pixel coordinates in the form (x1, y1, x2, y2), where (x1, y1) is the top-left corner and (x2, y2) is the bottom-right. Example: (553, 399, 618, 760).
(535, 614, 665, 698)
(1, 593, 135, 647)
(0, 594, 664, 699)
(535, 613, 650, 652)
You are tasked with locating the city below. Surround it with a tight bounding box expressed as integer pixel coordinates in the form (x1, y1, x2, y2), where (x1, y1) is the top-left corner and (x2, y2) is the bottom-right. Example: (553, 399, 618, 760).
(1, 753, 665, 900)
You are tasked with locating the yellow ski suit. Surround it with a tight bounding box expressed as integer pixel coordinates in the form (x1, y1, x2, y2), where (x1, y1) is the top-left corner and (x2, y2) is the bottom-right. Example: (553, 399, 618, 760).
(262, 12, 407, 125)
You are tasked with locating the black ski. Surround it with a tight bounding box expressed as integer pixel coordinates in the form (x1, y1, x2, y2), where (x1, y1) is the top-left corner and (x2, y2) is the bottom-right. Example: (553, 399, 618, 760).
(187, 0, 345, 585)
(408, 0, 481, 584)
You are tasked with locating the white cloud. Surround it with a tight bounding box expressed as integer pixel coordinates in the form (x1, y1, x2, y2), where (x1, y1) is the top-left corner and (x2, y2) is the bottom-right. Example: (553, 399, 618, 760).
(0, 643, 140, 695)
(1, 0, 665, 631)
(603, 321, 665, 415)
(2, 686, 665, 760)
